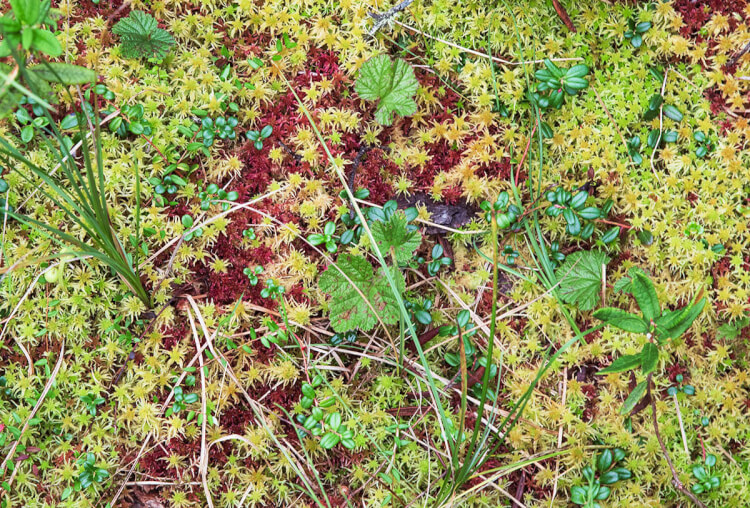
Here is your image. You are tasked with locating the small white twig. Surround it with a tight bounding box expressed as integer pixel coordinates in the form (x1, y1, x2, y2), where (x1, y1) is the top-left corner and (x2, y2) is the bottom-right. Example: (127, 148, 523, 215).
(673, 392, 689, 455)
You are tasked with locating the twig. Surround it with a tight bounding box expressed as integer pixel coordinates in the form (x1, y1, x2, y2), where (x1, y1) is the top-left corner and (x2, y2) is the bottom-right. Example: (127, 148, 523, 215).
(390, 19, 583, 67)
(673, 392, 689, 455)
(649, 68, 670, 180)
(551, 0, 576, 32)
(368, 0, 415, 36)
(647, 376, 708, 508)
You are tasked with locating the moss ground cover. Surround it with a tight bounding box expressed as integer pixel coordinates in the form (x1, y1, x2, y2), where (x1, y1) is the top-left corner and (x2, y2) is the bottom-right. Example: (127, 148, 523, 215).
(1, 0, 750, 506)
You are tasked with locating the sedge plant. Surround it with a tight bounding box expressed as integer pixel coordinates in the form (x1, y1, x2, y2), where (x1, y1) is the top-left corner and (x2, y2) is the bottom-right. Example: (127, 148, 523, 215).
(0, 48, 151, 308)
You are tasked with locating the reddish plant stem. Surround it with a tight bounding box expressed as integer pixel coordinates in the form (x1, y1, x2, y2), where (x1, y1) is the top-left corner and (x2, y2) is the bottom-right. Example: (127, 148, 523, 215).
(647, 375, 708, 508)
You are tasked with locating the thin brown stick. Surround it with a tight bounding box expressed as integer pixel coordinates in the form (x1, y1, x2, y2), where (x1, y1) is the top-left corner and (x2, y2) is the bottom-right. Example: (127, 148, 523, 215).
(551, 0, 576, 32)
(647, 376, 708, 508)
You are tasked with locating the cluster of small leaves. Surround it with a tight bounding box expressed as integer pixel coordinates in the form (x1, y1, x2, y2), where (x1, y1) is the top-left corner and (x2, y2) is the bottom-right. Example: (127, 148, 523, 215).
(355, 54, 418, 126)
(164, 383, 199, 418)
(691, 454, 721, 495)
(198, 116, 239, 147)
(501, 245, 520, 266)
(338, 188, 370, 245)
(571, 449, 631, 507)
(112, 10, 175, 60)
(530, 59, 589, 111)
(258, 317, 288, 348)
(624, 18, 651, 48)
(693, 130, 713, 158)
(308, 221, 339, 253)
(296, 375, 355, 449)
(667, 373, 695, 397)
(198, 182, 238, 212)
(181, 214, 202, 242)
(243, 265, 263, 286)
(246, 124, 272, 150)
(419, 244, 452, 276)
(80, 393, 105, 416)
(329, 330, 357, 346)
(545, 187, 619, 242)
(14, 96, 48, 143)
(260, 279, 286, 300)
(404, 298, 433, 325)
(242, 227, 256, 241)
(480, 191, 522, 230)
(149, 172, 187, 207)
(684, 222, 724, 254)
(76, 453, 110, 491)
(595, 268, 705, 413)
(109, 103, 153, 138)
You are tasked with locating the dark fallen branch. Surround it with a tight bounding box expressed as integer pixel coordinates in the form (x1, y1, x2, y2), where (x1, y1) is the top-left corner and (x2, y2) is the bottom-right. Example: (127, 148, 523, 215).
(278, 140, 302, 162)
(728, 41, 750, 67)
(368, 0, 415, 36)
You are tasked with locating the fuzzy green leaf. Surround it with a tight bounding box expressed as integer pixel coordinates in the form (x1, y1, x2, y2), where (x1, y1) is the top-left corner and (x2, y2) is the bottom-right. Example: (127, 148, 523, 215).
(319, 254, 405, 333)
(370, 211, 421, 263)
(112, 10, 175, 60)
(355, 54, 418, 126)
(555, 250, 610, 311)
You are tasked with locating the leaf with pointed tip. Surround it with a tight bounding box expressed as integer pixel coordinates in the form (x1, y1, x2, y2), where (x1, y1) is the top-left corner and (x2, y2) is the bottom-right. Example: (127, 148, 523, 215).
(593, 308, 648, 334)
(620, 380, 647, 415)
(632, 271, 660, 321)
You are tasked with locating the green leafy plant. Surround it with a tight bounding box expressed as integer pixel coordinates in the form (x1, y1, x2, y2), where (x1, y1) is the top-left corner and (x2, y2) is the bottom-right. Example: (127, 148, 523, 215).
(371, 209, 422, 263)
(80, 393, 105, 416)
(14, 96, 48, 143)
(530, 59, 589, 110)
(644, 93, 683, 123)
(354, 54, 418, 125)
(198, 182, 239, 211)
(693, 130, 713, 158)
(624, 18, 651, 48)
(404, 298, 433, 325)
(667, 373, 695, 396)
(480, 191, 522, 230)
(246, 124, 272, 150)
(308, 221, 339, 253)
(243, 265, 263, 286)
(295, 375, 355, 449)
(329, 330, 357, 346)
(420, 243, 452, 276)
(571, 448, 631, 507)
(198, 116, 239, 147)
(260, 278, 286, 300)
(627, 135, 643, 165)
(112, 10, 175, 60)
(164, 385, 199, 417)
(107, 103, 153, 138)
(691, 453, 720, 495)
(76, 452, 109, 491)
(181, 214, 202, 242)
(318, 253, 405, 333)
(149, 172, 187, 207)
(0, 0, 61, 57)
(545, 187, 619, 241)
(595, 270, 706, 413)
(555, 250, 610, 311)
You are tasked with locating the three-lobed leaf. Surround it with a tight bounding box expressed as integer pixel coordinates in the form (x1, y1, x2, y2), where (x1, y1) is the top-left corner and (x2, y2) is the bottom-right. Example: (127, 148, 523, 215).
(555, 250, 610, 311)
(370, 210, 421, 263)
(355, 54, 418, 126)
(112, 10, 175, 60)
(319, 253, 405, 333)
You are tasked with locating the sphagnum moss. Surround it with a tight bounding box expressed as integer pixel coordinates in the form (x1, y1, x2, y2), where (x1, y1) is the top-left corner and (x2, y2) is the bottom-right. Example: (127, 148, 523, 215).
(0, 0, 749, 506)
